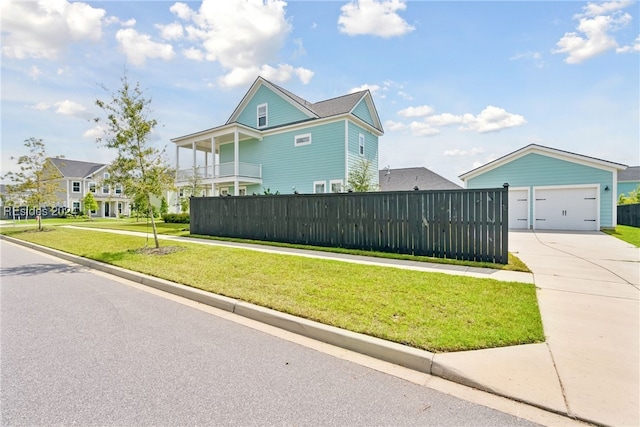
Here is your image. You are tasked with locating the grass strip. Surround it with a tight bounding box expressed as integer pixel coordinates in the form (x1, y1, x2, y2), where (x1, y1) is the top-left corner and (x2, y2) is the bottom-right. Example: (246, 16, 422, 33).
(68, 219, 531, 272)
(603, 225, 640, 247)
(2, 227, 543, 353)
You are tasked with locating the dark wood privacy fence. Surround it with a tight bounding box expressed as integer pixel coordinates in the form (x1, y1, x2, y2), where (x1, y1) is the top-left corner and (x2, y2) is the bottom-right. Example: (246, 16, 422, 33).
(191, 188, 509, 264)
(618, 204, 640, 227)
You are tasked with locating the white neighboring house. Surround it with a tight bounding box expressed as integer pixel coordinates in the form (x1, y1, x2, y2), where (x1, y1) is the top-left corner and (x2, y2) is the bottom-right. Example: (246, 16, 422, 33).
(47, 158, 132, 218)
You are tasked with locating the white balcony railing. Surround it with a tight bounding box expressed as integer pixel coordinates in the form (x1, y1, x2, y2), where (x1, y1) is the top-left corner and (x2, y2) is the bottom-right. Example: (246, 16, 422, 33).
(177, 162, 262, 182)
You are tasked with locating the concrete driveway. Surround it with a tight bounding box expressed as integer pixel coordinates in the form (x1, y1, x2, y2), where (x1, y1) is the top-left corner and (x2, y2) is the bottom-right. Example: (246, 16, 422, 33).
(510, 230, 639, 427)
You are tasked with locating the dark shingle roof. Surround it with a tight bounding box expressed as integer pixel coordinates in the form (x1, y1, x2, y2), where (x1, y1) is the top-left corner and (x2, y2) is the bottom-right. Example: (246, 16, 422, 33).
(379, 167, 462, 191)
(48, 158, 106, 178)
(619, 166, 640, 182)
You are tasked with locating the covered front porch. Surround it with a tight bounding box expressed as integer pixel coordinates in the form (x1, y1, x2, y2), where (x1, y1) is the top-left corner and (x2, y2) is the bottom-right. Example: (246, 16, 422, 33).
(172, 123, 263, 196)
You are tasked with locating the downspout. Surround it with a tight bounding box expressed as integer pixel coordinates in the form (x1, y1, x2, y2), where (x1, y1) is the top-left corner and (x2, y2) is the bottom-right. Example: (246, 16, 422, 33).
(344, 120, 349, 185)
(234, 129, 239, 195)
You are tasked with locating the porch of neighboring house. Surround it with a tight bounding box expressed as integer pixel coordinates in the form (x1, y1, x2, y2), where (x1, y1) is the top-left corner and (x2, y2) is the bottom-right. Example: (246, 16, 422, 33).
(94, 197, 130, 218)
(173, 124, 263, 197)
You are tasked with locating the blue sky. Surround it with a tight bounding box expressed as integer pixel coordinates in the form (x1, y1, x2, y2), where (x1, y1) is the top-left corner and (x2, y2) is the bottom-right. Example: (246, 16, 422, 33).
(1, 0, 638, 186)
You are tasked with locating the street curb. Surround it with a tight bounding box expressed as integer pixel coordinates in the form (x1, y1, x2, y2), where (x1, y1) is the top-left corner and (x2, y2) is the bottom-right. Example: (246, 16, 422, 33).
(1, 235, 435, 375)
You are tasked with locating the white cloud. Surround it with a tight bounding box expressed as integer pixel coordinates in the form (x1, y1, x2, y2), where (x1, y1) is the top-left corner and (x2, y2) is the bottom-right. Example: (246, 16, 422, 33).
(510, 51, 545, 68)
(463, 106, 526, 133)
(554, 1, 635, 64)
(426, 112, 468, 126)
(617, 34, 640, 53)
(170, 0, 311, 87)
(218, 64, 314, 88)
(397, 91, 413, 101)
(398, 105, 435, 118)
(350, 84, 381, 94)
(183, 47, 205, 61)
(1, 0, 106, 59)
(115, 28, 175, 66)
(577, 0, 633, 18)
(156, 22, 184, 41)
(384, 120, 407, 131)
(409, 121, 439, 137)
(32, 102, 51, 111)
(292, 38, 306, 57)
(54, 100, 88, 117)
(83, 125, 104, 139)
(29, 65, 43, 80)
(444, 147, 485, 157)
(338, 0, 415, 38)
(30, 99, 92, 119)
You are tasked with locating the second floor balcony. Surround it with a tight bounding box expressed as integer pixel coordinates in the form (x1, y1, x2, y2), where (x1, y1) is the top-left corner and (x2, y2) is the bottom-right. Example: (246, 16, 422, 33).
(176, 161, 262, 184)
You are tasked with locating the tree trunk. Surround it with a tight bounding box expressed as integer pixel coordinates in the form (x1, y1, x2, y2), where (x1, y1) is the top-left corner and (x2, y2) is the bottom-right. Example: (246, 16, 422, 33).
(148, 198, 160, 249)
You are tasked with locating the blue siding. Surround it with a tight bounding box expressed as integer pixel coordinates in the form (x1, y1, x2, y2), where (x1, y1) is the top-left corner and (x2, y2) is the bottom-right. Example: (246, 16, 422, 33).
(347, 121, 379, 189)
(351, 98, 375, 129)
(236, 85, 310, 129)
(220, 121, 346, 194)
(617, 181, 639, 199)
(467, 153, 616, 228)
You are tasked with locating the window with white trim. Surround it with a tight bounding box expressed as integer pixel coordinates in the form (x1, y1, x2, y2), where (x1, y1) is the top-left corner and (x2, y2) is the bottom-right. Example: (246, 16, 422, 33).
(238, 186, 247, 196)
(257, 103, 267, 128)
(89, 182, 96, 193)
(72, 181, 80, 193)
(115, 184, 122, 195)
(72, 202, 80, 214)
(220, 188, 229, 196)
(314, 181, 326, 194)
(102, 183, 109, 194)
(294, 133, 311, 147)
(358, 134, 365, 156)
(330, 180, 343, 193)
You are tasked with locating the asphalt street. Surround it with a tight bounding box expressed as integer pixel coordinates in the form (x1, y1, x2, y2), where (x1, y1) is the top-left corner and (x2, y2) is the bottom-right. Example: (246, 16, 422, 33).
(0, 240, 540, 426)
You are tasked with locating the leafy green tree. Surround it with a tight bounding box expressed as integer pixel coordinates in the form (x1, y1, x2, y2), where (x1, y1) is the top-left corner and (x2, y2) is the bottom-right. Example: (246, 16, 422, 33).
(94, 72, 175, 248)
(83, 192, 98, 219)
(160, 197, 169, 217)
(1, 138, 63, 230)
(618, 185, 640, 205)
(347, 159, 377, 192)
(179, 165, 206, 212)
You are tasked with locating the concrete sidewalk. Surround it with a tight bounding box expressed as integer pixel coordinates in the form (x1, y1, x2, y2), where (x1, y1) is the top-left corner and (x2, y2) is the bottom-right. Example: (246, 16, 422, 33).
(5, 226, 639, 426)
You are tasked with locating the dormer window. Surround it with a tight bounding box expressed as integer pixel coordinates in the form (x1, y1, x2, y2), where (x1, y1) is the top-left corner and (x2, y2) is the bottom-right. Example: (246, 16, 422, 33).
(257, 103, 267, 128)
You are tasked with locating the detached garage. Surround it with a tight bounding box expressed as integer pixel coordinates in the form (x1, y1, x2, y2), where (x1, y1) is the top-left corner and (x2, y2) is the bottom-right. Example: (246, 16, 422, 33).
(459, 144, 627, 231)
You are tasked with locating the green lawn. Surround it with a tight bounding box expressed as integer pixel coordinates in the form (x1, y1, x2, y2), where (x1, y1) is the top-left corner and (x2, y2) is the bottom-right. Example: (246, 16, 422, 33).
(603, 225, 640, 247)
(68, 218, 531, 272)
(1, 226, 544, 353)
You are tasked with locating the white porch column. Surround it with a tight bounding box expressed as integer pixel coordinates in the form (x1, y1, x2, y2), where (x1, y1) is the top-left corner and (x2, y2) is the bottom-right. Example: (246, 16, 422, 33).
(234, 129, 239, 196)
(210, 137, 216, 196)
(175, 145, 179, 181)
(192, 141, 197, 170)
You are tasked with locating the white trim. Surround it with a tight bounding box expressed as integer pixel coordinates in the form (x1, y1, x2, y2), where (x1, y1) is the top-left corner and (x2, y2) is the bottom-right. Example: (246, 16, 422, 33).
(313, 180, 326, 194)
(532, 184, 600, 230)
(294, 133, 311, 147)
(611, 170, 617, 227)
(330, 179, 343, 193)
(71, 181, 81, 193)
(460, 144, 627, 181)
(257, 103, 268, 128)
(358, 133, 365, 157)
(344, 120, 349, 182)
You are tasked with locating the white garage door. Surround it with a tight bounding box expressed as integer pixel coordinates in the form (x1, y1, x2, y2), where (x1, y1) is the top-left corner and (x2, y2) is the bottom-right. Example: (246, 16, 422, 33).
(509, 188, 529, 229)
(534, 186, 598, 231)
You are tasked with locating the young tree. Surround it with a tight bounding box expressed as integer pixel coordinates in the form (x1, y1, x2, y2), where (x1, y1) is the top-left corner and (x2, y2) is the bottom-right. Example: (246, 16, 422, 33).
(160, 197, 169, 217)
(179, 165, 206, 212)
(94, 72, 175, 248)
(347, 159, 377, 192)
(1, 138, 63, 230)
(83, 192, 98, 219)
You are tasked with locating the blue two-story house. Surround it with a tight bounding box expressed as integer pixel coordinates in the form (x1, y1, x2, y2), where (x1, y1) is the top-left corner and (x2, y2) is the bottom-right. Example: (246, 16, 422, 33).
(171, 77, 383, 197)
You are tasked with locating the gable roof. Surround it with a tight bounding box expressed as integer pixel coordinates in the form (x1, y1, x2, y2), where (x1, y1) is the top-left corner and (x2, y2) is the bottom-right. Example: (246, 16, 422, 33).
(459, 144, 628, 181)
(379, 167, 462, 191)
(48, 157, 106, 178)
(226, 76, 383, 133)
(618, 166, 640, 182)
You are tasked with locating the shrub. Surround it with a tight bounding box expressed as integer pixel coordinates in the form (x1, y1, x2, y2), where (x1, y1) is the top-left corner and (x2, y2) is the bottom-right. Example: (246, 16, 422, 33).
(162, 213, 190, 223)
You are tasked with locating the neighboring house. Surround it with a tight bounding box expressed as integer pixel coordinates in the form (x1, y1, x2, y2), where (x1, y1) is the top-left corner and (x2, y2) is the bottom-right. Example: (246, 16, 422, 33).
(47, 158, 132, 218)
(459, 144, 627, 231)
(617, 166, 640, 199)
(379, 167, 462, 191)
(171, 76, 383, 200)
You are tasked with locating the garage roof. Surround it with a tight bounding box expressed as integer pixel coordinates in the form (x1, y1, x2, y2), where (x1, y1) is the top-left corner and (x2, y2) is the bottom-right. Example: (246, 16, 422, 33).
(459, 144, 628, 181)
